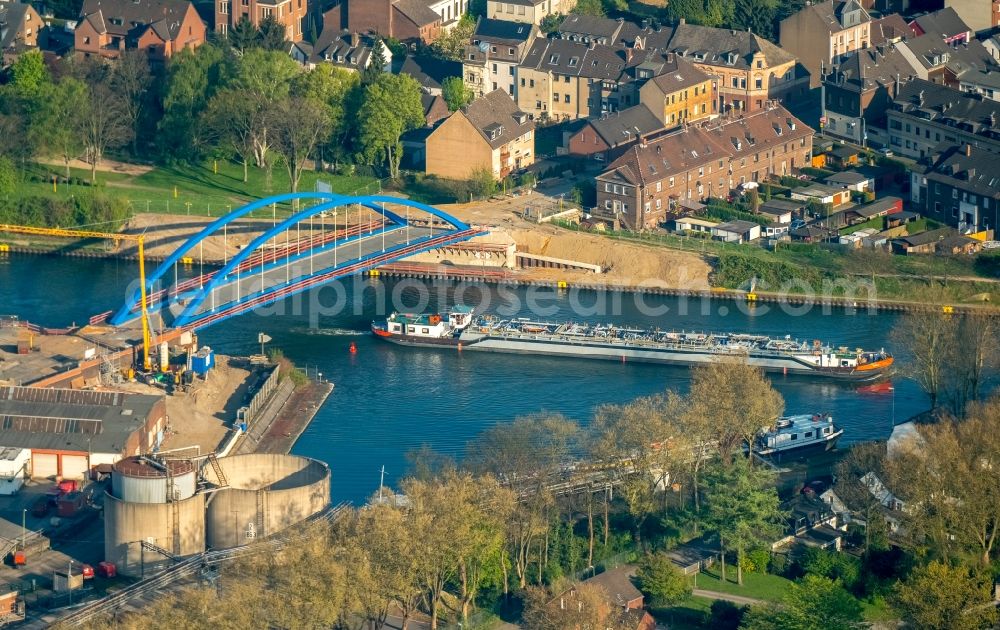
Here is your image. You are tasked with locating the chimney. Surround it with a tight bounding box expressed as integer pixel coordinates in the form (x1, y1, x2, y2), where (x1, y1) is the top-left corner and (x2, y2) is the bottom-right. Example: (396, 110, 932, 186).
(679, 17, 685, 24)
(965, 143, 972, 156)
(667, 51, 674, 64)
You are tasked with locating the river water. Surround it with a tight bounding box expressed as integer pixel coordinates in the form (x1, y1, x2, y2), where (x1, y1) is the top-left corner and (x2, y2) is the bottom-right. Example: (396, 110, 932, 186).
(0, 254, 928, 504)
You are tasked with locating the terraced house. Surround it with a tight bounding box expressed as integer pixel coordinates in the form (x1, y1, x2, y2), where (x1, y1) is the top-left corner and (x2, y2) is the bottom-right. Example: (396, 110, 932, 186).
(215, 0, 307, 41)
(463, 18, 536, 99)
(667, 22, 808, 112)
(910, 143, 1000, 231)
(594, 105, 813, 230)
(76, 0, 205, 60)
(516, 38, 630, 120)
(637, 52, 716, 127)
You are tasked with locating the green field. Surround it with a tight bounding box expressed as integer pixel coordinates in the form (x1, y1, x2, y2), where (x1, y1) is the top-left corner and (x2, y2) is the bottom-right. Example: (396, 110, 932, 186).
(695, 566, 794, 602)
(18, 160, 380, 219)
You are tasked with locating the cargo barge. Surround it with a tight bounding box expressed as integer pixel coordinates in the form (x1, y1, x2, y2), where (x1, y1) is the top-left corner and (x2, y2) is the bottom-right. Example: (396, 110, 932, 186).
(371, 308, 894, 382)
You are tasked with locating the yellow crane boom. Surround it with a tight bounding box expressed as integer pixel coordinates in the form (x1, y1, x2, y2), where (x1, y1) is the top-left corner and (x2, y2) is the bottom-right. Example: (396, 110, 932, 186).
(0, 224, 153, 372)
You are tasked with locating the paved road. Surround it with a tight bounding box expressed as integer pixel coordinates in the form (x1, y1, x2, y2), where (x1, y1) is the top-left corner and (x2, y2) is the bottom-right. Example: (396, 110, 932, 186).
(692, 588, 764, 606)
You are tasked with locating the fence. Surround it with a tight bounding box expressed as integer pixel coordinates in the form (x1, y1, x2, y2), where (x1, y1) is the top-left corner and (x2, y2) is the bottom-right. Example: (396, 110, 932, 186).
(216, 364, 281, 457)
(572, 550, 638, 582)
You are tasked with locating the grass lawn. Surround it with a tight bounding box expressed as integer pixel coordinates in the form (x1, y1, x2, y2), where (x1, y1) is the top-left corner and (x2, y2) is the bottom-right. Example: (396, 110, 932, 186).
(650, 595, 715, 630)
(695, 566, 793, 602)
(861, 596, 897, 623)
(19, 160, 379, 218)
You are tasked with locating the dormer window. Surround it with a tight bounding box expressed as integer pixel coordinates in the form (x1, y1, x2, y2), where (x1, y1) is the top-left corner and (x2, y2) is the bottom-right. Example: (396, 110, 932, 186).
(549, 54, 560, 64)
(337, 55, 344, 62)
(568, 56, 579, 67)
(109, 17, 123, 25)
(349, 56, 356, 64)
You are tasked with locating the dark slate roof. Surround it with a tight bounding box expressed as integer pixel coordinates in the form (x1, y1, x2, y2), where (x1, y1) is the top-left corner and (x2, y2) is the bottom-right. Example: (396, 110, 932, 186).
(521, 38, 627, 81)
(0, 2, 30, 49)
(715, 219, 759, 233)
(400, 54, 462, 91)
(459, 88, 534, 150)
(668, 23, 796, 70)
(824, 45, 921, 92)
(0, 386, 161, 454)
(587, 104, 663, 147)
(870, 13, 910, 46)
(910, 7, 970, 40)
(558, 14, 625, 43)
(393, 0, 441, 27)
(914, 144, 1000, 198)
(473, 17, 534, 43)
(79, 0, 193, 41)
(307, 29, 377, 69)
(790, 0, 870, 32)
(759, 198, 805, 215)
(895, 227, 954, 246)
(893, 78, 1000, 141)
(642, 53, 713, 93)
(854, 196, 902, 217)
(900, 33, 996, 74)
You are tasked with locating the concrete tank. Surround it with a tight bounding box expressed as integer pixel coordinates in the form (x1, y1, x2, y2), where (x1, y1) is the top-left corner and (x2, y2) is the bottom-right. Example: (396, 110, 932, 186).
(206, 454, 330, 549)
(111, 457, 197, 504)
(104, 491, 206, 577)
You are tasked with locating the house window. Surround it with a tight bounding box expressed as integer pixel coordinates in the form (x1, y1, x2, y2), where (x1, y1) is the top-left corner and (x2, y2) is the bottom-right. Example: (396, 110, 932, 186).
(220, 1, 230, 13)
(83, 35, 91, 44)
(564, 94, 570, 103)
(655, 199, 662, 209)
(492, 63, 498, 73)
(668, 177, 674, 187)
(507, 2, 514, 11)
(755, 76, 762, 89)
(521, 78, 525, 87)
(656, 181, 661, 192)
(529, 79, 535, 87)
(509, 47, 514, 55)
(731, 77, 738, 88)
(554, 93, 560, 101)
(605, 183, 611, 192)
(517, 4, 525, 13)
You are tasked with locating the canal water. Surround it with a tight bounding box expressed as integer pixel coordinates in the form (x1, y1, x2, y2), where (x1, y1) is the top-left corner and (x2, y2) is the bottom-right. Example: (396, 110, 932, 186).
(0, 254, 928, 504)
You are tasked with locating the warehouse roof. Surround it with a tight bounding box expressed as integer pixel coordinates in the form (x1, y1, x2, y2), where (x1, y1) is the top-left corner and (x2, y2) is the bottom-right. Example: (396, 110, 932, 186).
(0, 386, 161, 454)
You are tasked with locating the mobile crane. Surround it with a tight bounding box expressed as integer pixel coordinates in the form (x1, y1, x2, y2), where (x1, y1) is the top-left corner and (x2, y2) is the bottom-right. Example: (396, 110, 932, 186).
(0, 225, 154, 372)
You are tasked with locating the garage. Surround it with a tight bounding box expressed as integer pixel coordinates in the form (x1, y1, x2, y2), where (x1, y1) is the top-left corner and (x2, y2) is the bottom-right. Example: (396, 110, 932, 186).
(32, 452, 58, 479)
(60, 454, 89, 480)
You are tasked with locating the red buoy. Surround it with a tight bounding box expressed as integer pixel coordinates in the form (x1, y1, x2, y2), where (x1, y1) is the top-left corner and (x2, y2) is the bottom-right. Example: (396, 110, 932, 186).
(349, 342, 357, 354)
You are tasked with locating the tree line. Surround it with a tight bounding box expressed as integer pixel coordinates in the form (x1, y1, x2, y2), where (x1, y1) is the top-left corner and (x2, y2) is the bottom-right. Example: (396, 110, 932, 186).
(0, 40, 425, 190)
(80, 354, 1000, 629)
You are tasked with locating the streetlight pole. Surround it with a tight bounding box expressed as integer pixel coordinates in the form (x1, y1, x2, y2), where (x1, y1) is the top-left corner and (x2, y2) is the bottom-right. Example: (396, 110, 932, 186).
(21, 508, 26, 551)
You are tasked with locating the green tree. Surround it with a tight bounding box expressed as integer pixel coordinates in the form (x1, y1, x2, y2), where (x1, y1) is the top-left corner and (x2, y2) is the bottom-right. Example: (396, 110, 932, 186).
(430, 14, 476, 61)
(635, 552, 692, 607)
(203, 89, 263, 182)
(159, 44, 231, 160)
(572, 0, 605, 16)
(32, 78, 87, 179)
(742, 575, 863, 630)
(257, 15, 288, 51)
(0, 156, 17, 198)
(891, 561, 998, 630)
(9, 50, 48, 98)
(442, 76, 473, 111)
(539, 13, 564, 33)
(362, 38, 387, 85)
(733, 0, 778, 39)
(356, 73, 424, 178)
(229, 17, 258, 53)
(291, 65, 359, 167)
(704, 456, 784, 585)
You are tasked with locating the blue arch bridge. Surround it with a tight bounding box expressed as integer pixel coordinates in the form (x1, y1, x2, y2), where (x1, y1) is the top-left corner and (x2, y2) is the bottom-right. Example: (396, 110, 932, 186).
(108, 193, 480, 331)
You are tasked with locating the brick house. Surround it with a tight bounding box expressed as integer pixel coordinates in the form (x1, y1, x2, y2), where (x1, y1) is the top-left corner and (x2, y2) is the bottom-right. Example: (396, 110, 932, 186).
(0, 2, 43, 67)
(76, 0, 205, 60)
(426, 88, 535, 179)
(910, 143, 1000, 232)
(667, 22, 808, 113)
(779, 0, 872, 89)
(347, 0, 463, 44)
(637, 52, 716, 127)
(567, 103, 662, 162)
(595, 105, 813, 230)
(215, 0, 307, 41)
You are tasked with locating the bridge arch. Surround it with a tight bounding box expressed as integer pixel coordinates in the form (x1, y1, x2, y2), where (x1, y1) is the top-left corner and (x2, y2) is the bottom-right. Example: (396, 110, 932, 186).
(110, 192, 470, 326)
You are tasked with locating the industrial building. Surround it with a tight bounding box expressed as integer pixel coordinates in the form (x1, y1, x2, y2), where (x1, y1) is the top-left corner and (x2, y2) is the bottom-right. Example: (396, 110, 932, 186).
(105, 453, 330, 576)
(0, 386, 166, 480)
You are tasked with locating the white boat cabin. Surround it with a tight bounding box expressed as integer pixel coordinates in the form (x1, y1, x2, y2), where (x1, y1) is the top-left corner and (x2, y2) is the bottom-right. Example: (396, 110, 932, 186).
(757, 414, 841, 455)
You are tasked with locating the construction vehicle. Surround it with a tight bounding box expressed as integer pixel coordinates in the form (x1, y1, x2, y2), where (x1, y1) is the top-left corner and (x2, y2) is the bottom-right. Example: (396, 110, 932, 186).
(0, 225, 153, 372)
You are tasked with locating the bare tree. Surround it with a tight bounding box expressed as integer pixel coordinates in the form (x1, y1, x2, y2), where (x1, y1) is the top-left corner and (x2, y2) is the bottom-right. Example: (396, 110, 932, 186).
(203, 89, 259, 183)
(892, 311, 957, 410)
(687, 359, 784, 466)
(80, 83, 132, 184)
(274, 96, 332, 199)
(110, 50, 152, 154)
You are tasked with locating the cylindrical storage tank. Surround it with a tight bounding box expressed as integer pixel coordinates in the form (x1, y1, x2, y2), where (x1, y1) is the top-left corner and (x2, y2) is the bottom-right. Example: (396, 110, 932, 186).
(206, 454, 330, 549)
(104, 491, 206, 577)
(111, 457, 197, 504)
